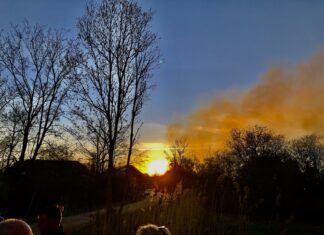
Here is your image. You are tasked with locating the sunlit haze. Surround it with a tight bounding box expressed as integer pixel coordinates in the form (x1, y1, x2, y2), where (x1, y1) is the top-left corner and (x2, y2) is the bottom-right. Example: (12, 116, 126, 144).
(135, 143, 170, 174)
(147, 159, 169, 176)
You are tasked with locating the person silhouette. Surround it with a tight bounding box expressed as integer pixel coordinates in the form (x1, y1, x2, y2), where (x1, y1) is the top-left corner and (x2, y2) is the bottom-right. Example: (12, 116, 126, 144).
(0, 218, 33, 235)
(136, 224, 172, 235)
(37, 205, 65, 235)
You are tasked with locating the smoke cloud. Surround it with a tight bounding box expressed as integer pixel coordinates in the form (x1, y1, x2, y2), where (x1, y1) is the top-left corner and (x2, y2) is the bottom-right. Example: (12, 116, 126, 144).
(167, 53, 324, 157)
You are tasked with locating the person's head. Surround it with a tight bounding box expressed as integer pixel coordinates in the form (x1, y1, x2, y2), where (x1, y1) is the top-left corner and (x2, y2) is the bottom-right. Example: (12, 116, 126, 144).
(136, 224, 172, 235)
(0, 218, 33, 235)
(37, 205, 63, 233)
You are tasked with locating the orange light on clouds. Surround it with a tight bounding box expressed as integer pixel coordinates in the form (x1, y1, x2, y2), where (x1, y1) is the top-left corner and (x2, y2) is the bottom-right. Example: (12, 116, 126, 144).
(167, 53, 324, 158)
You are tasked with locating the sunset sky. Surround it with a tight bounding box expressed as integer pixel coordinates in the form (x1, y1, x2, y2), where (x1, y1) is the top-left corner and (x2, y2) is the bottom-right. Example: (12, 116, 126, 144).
(1, 1, 324, 170)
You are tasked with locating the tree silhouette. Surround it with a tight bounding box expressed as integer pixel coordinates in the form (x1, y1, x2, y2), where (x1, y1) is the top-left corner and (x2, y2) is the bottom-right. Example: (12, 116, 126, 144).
(75, 0, 160, 215)
(0, 22, 81, 162)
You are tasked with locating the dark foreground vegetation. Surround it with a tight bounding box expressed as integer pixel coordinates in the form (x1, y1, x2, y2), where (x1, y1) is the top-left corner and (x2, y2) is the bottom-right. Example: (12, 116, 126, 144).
(73, 190, 324, 235)
(2, 125, 323, 234)
(163, 126, 324, 223)
(54, 126, 323, 235)
(0, 162, 150, 219)
(78, 126, 324, 235)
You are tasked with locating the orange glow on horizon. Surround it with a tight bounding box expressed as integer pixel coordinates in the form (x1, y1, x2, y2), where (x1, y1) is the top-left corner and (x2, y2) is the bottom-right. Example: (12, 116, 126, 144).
(135, 142, 171, 174)
(146, 159, 169, 176)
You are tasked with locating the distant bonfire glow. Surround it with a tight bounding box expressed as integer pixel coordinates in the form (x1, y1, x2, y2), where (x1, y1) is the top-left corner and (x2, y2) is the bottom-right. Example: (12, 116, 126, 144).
(147, 159, 169, 176)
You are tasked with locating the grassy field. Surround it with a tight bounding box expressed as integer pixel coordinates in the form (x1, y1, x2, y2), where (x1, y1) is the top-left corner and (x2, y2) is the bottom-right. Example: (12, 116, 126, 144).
(67, 190, 324, 235)
(30, 199, 152, 235)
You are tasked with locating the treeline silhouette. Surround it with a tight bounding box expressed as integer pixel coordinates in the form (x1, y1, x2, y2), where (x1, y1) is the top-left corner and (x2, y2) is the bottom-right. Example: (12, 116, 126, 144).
(156, 126, 324, 223)
(0, 161, 150, 219)
(1, 125, 323, 233)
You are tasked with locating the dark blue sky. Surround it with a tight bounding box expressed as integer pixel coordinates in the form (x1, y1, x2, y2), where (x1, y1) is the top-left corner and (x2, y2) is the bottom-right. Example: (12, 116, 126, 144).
(1, 0, 324, 142)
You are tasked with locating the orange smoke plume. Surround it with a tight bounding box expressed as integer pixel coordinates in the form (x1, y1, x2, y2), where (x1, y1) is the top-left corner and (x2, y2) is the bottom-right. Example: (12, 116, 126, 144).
(167, 53, 324, 157)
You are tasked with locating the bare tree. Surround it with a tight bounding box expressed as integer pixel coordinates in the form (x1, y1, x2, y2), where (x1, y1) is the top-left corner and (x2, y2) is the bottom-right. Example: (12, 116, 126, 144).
(68, 112, 109, 174)
(0, 77, 18, 170)
(76, 0, 160, 218)
(37, 140, 75, 161)
(126, 41, 156, 167)
(0, 102, 24, 170)
(165, 137, 189, 168)
(76, 0, 159, 171)
(0, 77, 10, 112)
(0, 22, 81, 162)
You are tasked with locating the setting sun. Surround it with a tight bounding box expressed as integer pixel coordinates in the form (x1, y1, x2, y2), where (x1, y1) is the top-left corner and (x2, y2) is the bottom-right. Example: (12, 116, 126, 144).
(147, 159, 169, 176)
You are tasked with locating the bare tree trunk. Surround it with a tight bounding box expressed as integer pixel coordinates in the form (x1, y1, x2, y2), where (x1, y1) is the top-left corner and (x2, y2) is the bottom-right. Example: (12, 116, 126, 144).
(127, 112, 136, 167)
(19, 124, 31, 162)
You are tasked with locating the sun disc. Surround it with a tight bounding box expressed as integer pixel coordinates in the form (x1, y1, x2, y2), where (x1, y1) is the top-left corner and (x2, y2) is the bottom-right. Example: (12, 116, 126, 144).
(147, 159, 169, 175)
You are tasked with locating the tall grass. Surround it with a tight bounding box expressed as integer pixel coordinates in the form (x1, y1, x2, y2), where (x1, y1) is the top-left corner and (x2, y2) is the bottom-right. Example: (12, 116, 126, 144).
(71, 187, 250, 235)
(70, 187, 324, 235)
